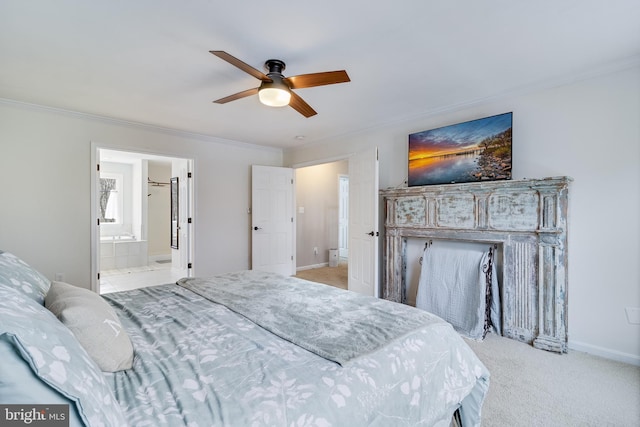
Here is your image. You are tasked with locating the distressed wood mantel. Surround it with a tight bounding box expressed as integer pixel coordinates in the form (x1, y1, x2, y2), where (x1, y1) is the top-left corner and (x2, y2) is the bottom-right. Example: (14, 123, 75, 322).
(380, 176, 572, 353)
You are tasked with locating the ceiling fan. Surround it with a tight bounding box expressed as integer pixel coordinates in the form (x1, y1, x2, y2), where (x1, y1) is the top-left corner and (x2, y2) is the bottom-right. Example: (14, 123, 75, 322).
(210, 50, 350, 118)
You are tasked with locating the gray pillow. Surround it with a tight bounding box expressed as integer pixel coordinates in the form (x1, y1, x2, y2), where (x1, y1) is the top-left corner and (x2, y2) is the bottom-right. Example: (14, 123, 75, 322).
(45, 281, 134, 372)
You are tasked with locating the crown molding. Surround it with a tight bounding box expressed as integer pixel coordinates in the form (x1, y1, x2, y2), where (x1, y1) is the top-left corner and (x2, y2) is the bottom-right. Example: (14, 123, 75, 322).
(0, 97, 283, 154)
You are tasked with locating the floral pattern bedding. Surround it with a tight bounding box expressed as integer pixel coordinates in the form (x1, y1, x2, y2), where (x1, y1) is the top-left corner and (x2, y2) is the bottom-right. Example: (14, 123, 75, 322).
(103, 273, 489, 427)
(177, 271, 447, 366)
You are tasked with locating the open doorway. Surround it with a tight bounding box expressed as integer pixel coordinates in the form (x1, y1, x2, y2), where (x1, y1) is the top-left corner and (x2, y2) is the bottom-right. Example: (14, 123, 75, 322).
(91, 147, 194, 294)
(294, 159, 348, 288)
(338, 174, 349, 259)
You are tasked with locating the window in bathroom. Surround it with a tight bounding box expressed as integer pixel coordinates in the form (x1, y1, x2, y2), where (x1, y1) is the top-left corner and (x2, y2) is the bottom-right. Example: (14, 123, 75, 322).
(99, 172, 123, 224)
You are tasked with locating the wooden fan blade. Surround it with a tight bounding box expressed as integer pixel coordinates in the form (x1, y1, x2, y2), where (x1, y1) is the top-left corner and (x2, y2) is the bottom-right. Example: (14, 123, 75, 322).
(213, 87, 259, 104)
(284, 70, 350, 89)
(210, 51, 270, 81)
(289, 91, 317, 118)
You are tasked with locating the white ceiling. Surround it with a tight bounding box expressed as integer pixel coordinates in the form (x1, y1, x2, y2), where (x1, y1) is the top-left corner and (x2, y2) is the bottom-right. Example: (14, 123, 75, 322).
(1, 1, 638, 149)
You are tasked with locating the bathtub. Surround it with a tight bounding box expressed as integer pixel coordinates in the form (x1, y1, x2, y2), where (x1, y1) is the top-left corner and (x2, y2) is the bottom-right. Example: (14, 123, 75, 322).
(100, 236, 148, 270)
(100, 234, 137, 242)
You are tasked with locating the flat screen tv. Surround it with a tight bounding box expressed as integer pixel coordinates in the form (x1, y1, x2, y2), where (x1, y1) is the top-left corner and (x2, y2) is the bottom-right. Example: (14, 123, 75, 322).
(408, 112, 512, 186)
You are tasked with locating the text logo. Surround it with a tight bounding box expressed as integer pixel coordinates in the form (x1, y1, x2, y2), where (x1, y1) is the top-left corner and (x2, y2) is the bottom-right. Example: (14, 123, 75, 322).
(1, 405, 69, 426)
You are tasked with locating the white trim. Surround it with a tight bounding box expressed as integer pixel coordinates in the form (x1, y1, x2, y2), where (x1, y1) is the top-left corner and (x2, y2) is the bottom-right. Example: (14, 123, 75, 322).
(90, 144, 99, 293)
(568, 340, 640, 367)
(0, 97, 282, 154)
(5, 56, 637, 153)
(296, 263, 329, 271)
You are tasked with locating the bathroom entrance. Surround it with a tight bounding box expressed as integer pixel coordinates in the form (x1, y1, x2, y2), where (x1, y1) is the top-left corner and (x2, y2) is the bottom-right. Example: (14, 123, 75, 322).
(91, 147, 194, 294)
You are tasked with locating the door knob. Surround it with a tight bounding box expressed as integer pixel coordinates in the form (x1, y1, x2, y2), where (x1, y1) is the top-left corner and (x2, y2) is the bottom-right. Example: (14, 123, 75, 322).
(367, 231, 375, 236)
(253, 226, 262, 231)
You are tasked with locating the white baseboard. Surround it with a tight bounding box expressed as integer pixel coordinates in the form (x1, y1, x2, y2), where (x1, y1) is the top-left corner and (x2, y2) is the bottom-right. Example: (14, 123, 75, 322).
(568, 340, 640, 366)
(296, 263, 329, 271)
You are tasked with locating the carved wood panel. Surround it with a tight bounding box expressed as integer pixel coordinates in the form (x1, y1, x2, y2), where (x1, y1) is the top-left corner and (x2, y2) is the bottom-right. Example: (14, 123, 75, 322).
(380, 177, 571, 353)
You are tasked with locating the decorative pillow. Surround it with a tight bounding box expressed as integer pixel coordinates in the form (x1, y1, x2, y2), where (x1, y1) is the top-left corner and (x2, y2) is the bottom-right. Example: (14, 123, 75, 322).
(45, 281, 134, 372)
(0, 286, 127, 427)
(0, 251, 51, 304)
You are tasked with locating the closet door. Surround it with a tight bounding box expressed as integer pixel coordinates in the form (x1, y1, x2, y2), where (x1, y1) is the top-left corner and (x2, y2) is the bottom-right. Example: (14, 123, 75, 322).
(251, 165, 295, 276)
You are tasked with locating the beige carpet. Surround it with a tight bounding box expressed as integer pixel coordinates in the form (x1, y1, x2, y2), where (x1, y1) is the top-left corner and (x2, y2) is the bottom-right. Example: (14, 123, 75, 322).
(465, 333, 640, 426)
(295, 264, 640, 425)
(295, 262, 347, 289)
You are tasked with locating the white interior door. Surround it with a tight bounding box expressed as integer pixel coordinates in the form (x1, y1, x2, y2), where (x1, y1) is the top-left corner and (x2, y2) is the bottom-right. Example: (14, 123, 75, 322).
(251, 165, 295, 276)
(338, 175, 349, 258)
(172, 159, 193, 278)
(348, 147, 379, 296)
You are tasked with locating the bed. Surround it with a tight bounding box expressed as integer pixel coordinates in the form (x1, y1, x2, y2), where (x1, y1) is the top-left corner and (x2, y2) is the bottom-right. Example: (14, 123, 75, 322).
(0, 251, 490, 427)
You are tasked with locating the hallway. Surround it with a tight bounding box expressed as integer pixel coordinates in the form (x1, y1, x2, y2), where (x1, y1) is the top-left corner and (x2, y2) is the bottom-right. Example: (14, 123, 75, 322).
(294, 259, 348, 289)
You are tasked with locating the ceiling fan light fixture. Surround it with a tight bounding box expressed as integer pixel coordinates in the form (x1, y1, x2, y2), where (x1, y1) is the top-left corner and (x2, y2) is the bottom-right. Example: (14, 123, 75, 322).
(211, 51, 349, 117)
(258, 82, 291, 107)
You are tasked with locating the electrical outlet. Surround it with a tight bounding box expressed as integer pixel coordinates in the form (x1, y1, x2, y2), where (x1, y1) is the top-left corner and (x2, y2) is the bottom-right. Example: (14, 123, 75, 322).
(313, 247, 318, 255)
(625, 307, 640, 325)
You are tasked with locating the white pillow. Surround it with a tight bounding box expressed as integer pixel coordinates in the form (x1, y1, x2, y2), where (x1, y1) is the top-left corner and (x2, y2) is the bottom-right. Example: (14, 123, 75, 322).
(45, 281, 134, 372)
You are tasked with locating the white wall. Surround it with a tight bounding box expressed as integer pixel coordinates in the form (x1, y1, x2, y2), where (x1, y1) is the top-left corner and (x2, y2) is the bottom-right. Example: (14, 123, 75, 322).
(295, 160, 348, 268)
(284, 65, 640, 364)
(0, 101, 282, 288)
(1, 65, 637, 364)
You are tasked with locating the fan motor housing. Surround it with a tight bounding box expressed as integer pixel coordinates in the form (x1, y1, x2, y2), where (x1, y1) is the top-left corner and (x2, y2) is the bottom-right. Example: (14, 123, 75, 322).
(264, 59, 286, 75)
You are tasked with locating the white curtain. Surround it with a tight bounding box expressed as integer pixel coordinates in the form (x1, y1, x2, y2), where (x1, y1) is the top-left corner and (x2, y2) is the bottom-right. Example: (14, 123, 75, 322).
(104, 191, 118, 222)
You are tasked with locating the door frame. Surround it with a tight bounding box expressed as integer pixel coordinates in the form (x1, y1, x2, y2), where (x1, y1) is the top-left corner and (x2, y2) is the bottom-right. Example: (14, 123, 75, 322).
(90, 142, 195, 293)
(292, 155, 351, 274)
(291, 151, 379, 296)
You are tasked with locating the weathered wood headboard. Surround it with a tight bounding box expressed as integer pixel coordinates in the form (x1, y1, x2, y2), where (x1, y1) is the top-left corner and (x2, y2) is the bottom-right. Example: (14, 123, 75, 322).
(380, 176, 571, 353)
